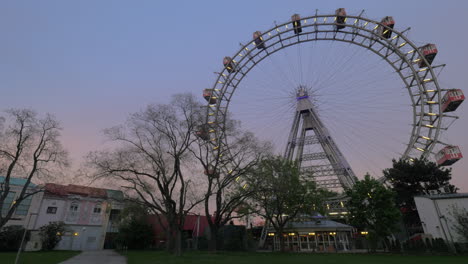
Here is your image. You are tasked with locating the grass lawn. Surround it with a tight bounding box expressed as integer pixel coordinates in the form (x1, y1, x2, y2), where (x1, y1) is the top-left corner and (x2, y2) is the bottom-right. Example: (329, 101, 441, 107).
(0, 250, 80, 264)
(122, 251, 468, 264)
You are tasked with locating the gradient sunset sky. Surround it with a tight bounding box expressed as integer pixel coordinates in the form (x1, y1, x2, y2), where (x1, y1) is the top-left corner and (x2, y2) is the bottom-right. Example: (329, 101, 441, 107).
(1, 0, 467, 190)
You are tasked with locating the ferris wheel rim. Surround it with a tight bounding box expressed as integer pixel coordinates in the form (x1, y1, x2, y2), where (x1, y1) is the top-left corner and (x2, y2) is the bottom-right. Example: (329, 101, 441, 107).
(204, 11, 452, 183)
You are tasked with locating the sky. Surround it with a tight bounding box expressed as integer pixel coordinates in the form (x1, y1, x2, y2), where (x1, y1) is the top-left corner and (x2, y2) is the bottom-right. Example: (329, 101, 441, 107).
(0, 0, 467, 190)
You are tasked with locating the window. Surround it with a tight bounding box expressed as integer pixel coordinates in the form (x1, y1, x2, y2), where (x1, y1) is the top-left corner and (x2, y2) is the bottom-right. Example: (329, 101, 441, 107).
(1, 192, 16, 216)
(70, 203, 79, 212)
(46, 206, 57, 214)
(15, 195, 32, 215)
(93, 204, 101, 214)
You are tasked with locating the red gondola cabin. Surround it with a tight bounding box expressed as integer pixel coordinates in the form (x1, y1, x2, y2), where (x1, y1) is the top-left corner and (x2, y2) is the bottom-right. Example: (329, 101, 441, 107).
(418, 44, 438, 68)
(335, 8, 346, 30)
(253, 31, 266, 50)
(223, 56, 236, 73)
(441, 89, 465, 112)
(196, 124, 209, 141)
(203, 89, 217, 104)
(291, 14, 302, 34)
(379, 16, 394, 39)
(436, 146, 463, 166)
(204, 166, 219, 177)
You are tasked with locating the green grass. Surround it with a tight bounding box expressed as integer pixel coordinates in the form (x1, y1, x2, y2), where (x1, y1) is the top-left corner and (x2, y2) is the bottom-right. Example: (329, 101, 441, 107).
(122, 251, 468, 264)
(0, 250, 80, 264)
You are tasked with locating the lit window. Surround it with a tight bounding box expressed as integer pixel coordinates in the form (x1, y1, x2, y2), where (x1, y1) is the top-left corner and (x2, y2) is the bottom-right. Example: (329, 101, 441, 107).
(15, 196, 32, 215)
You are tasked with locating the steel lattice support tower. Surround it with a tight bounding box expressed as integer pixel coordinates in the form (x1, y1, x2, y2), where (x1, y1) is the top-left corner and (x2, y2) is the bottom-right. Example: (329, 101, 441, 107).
(284, 87, 356, 191)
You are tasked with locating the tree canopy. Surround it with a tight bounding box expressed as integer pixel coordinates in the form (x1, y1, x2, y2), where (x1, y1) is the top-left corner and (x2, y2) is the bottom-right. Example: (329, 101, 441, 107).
(246, 156, 322, 251)
(346, 174, 400, 250)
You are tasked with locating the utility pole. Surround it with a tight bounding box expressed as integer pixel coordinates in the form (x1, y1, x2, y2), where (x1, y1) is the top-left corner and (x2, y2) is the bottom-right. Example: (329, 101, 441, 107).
(15, 213, 38, 264)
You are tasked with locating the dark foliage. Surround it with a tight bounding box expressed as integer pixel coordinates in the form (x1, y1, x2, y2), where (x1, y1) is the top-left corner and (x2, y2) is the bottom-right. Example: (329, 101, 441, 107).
(39, 221, 65, 250)
(0, 225, 28, 251)
(116, 218, 153, 250)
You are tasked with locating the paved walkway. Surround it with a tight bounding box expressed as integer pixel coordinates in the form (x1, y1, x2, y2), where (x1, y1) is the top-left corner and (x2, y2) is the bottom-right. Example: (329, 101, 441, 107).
(59, 250, 126, 264)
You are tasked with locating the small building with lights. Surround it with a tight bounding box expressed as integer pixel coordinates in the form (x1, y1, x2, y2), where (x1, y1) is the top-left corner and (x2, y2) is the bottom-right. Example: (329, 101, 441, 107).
(265, 218, 355, 252)
(25, 183, 124, 251)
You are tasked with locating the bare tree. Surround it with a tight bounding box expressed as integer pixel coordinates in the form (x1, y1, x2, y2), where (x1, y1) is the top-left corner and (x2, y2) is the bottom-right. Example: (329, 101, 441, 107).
(190, 113, 271, 251)
(87, 94, 204, 256)
(0, 109, 68, 228)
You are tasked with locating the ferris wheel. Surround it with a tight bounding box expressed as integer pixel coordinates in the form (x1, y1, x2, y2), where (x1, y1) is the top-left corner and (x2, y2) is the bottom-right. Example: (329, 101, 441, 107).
(197, 9, 465, 193)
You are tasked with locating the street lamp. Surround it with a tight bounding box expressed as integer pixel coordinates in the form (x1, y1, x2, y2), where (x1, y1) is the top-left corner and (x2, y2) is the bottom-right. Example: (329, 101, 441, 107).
(15, 212, 38, 264)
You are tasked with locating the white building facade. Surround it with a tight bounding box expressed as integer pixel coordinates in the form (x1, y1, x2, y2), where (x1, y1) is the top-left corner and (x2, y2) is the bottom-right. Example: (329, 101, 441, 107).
(414, 193, 468, 244)
(25, 183, 123, 251)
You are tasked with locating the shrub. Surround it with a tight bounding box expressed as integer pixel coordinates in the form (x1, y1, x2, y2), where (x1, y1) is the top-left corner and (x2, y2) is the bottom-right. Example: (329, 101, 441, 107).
(39, 221, 66, 250)
(0, 225, 29, 251)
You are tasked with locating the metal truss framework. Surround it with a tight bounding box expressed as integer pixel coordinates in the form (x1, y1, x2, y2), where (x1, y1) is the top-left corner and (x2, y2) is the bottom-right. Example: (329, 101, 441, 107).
(203, 11, 457, 189)
(284, 87, 356, 190)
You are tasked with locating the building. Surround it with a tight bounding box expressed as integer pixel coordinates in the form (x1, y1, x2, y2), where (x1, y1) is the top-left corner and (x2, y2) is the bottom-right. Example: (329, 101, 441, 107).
(147, 214, 211, 248)
(265, 218, 354, 252)
(25, 183, 124, 251)
(414, 193, 468, 244)
(0, 176, 43, 229)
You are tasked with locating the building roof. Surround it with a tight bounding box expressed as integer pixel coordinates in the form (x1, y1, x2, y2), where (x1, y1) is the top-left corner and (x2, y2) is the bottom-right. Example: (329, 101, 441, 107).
(415, 193, 468, 200)
(147, 214, 212, 237)
(45, 183, 123, 199)
(0, 176, 37, 188)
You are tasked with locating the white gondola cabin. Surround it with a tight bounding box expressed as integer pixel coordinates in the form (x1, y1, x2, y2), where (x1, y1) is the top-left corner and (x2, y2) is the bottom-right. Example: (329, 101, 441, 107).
(253, 31, 266, 50)
(223, 56, 236, 73)
(203, 89, 217, 104)
(196, 124, 210, 141)
(291, 14, 302, 34)
(441, 89, 465, 112)
(335, 8, 346, 30)
(436, 146, 463, 166)
(379, 16, 395, 39)
(418, 44, 438, 68)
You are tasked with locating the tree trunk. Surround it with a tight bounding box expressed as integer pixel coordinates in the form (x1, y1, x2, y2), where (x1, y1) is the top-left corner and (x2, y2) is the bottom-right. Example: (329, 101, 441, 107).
(208, 225, 219, 252)
(278, 227, 286, 252)
(174, 229, 182, 256)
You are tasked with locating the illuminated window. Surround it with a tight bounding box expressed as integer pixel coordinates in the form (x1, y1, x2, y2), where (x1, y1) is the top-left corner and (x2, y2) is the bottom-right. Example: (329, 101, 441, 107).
(15, 196, 32, 215)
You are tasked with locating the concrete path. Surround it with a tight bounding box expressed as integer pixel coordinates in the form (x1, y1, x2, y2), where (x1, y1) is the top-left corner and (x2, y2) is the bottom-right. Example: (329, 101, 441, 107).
(59, 250, 126, 264)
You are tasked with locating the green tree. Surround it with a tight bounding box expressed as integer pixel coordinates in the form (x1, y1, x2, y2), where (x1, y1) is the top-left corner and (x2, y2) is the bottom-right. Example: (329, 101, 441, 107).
(346, 174, 400, 251)
(39, 221, 66, 250)
(246, 156, 321, 252)
(383, 158, 456, 232)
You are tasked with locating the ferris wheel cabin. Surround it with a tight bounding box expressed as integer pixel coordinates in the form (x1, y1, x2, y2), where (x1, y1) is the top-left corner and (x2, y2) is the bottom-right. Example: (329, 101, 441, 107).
(379, 16, 395, 39)
(196, 124, 210, 141)
(291, 14, 302, 34)
(253, 31, 266, 50)
(223, 56, 237, 73)
(335, 8, 347, 30)
(436, 146, 463, 166)
(204, 166, 219, 177)
(418, 44, 438, 68)
(203, 89, 217, 104)
(442, 89, 465, 112)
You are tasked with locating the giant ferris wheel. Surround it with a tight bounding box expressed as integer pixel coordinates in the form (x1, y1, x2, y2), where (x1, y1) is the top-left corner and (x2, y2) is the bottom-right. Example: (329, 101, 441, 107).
(197, 9, 464, 196)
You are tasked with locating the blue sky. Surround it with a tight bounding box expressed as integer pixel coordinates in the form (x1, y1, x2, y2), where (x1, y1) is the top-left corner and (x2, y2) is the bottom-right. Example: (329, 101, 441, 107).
(1, 0, 467, 189)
